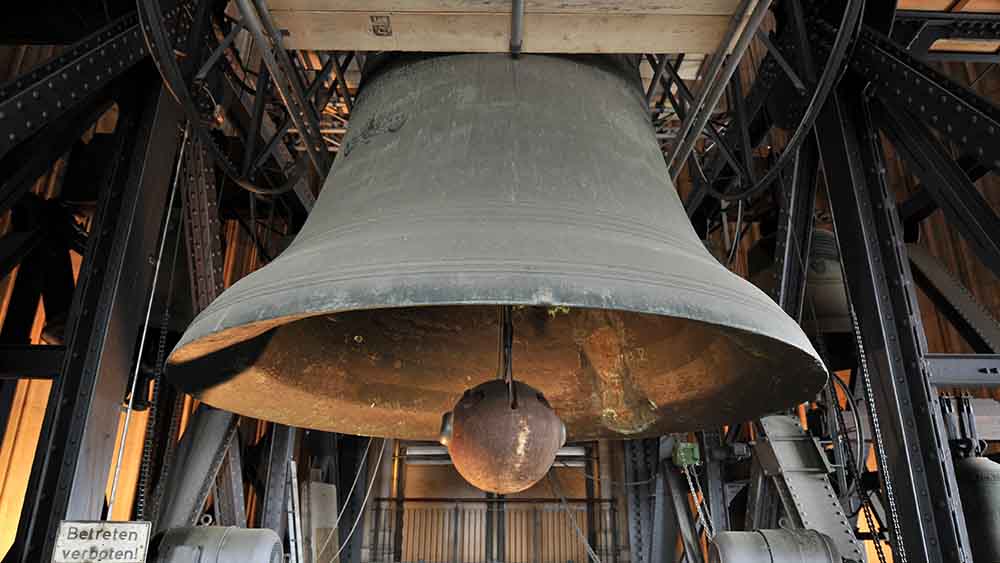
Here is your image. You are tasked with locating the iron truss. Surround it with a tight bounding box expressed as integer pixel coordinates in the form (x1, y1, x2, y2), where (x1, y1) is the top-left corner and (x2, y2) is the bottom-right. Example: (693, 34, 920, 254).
(627, 4, 1000, 563)
(893, 9, 1000, 63)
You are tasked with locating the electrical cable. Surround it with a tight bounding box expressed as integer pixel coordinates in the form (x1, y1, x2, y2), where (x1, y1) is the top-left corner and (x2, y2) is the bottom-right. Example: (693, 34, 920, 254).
(548, 472, 603, 563)
(726, 200, 745, 265)
(779, 174, 867, 495)
(781, 196, 868, 494)
(970, 63, 996, 88)
(830, 372, 867, 485)
(136, 186, 185, 520)
(553, 461, 655, 488)
(107, 122, 190, 518)
(704, 0, 866, 202)
(324, 439, 387, 563)
(313, 437, 374, 559)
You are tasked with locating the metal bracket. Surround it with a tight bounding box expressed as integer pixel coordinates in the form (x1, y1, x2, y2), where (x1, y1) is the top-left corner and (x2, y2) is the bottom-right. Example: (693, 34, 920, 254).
(755, 415, 864, 562)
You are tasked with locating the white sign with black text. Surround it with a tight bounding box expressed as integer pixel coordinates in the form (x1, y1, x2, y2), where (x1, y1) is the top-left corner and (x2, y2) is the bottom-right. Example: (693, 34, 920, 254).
(52, 520, 151, 563)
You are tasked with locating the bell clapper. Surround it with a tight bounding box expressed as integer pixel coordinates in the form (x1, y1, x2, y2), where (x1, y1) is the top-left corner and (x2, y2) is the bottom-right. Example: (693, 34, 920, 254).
(440, 304, 566, 493)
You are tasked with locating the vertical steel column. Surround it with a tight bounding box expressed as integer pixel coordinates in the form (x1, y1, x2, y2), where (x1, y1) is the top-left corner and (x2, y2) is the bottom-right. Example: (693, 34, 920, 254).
(662, 462, 701, 562)
(338, 436, 368, 563)
(696, 431, 729, 535)
(584, 445, 599, 551)
(485, 494, 496, 562)
(649, 455, 684, 563)
(186, 137, 246, 528)
(773, 138, 819, 320)
(815, 88, 973, 562)
(392, 442, 406, 563)
(154, 404, 240, 531)
(5, 66, 182, 563)
(261, 423, 298, 539)
(214, 437, 248, 527)
(623, 439, 657, 563)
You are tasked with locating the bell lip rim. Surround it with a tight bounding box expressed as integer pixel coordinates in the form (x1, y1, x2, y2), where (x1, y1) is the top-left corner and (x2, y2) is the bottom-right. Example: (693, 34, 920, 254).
(169, 294, 829, 440)
(167, 272, 827, 379)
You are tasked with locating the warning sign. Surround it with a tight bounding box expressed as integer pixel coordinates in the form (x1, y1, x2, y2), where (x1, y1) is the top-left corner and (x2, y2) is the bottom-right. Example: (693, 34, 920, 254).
(53, 521, 150, 563)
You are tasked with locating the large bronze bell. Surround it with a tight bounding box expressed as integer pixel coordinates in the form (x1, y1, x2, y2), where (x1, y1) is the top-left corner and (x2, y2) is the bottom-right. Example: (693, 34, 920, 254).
(167, 54, 827, 442)
(749, 229, 855, 370)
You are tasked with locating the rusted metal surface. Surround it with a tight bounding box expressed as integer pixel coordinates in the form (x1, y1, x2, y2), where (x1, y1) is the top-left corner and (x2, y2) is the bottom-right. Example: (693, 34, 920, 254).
(444, 380, 563, 493)
(170, 305, 821, 440)
(167, 54, 826, 441)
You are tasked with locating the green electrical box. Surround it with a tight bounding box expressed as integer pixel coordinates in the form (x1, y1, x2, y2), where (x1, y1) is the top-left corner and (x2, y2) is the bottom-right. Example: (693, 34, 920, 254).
(672, 442, 700, 468)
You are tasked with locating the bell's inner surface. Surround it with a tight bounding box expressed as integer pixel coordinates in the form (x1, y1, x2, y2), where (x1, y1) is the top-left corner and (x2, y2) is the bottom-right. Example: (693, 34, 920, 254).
(170, 305, 820, 440)
(167, 53, 827, 440)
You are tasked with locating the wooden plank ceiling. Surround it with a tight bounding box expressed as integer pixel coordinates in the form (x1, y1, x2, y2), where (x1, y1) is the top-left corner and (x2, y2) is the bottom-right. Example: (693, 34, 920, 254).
(268, 0, 741, 54)
(899, 0, 1000, 55)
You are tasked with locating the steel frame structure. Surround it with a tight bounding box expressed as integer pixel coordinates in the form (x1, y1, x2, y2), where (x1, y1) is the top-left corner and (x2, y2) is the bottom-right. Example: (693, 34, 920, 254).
(892, 9, 1000, 63)
(1, 1, 999, 562)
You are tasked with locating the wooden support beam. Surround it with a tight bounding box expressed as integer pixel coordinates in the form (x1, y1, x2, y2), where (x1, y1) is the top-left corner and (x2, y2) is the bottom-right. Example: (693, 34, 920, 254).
(270, 11, 731, 53)
(267, 0, 741, 15)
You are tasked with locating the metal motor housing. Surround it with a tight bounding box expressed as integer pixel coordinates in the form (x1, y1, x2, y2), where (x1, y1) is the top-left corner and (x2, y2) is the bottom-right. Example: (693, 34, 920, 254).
(155, 527, 281, 563)
(710, 529, 840, 563)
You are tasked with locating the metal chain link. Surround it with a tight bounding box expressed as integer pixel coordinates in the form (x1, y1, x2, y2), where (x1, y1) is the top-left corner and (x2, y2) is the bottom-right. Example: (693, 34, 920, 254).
(863, 499, 889, 563)
(683, 465, 714, 540)
(849, 305, 905, 563)
(136, 185, 183, 520)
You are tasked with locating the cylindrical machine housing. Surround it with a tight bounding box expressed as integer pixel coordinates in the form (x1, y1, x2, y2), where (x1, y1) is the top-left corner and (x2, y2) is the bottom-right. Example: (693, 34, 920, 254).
(155, 527, 281, 563)
(710, 529, 839, 563)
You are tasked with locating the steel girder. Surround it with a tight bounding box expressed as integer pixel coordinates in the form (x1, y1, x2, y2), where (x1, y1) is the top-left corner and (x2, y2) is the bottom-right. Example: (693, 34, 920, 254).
(816, 87, 973, 563)
(873, 98, 1000, 278)
(907, 244, 1000, 355)
(893, 10, 1000, 63)
(755, 416, 864, 561)
(840, 24, 1000, 175)
(925, 354, 1000, 387)
(4, 67, 183, 563)
(0, 3, 181, 162)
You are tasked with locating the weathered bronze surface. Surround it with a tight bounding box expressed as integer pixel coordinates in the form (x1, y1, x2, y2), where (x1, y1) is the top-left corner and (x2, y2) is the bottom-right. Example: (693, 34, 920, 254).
(167, 54, 827, 440)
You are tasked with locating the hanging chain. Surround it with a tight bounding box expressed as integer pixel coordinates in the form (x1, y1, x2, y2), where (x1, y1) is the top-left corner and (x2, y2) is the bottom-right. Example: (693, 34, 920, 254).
(136, 189, 183, 520)
(863, 498, 889, 563)
(107, 123, 189, 518)
(683, 465, 715, 540)
(849, 307, 905, 562)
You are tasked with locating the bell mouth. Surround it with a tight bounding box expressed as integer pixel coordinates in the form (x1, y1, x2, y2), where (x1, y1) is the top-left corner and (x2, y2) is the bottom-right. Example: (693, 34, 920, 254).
(167, 302, 825, 441)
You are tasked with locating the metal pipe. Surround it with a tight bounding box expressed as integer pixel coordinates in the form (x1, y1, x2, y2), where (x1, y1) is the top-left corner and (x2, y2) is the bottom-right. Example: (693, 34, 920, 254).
(666, 0, 773, 178)
(236, 0, 331, 174)
(510, 0, 524, 57)
(645, 54, 669, 106)
(288, 127, 347, 135)
(704, 0, 866, 202)
(155, 405, 239, 531)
